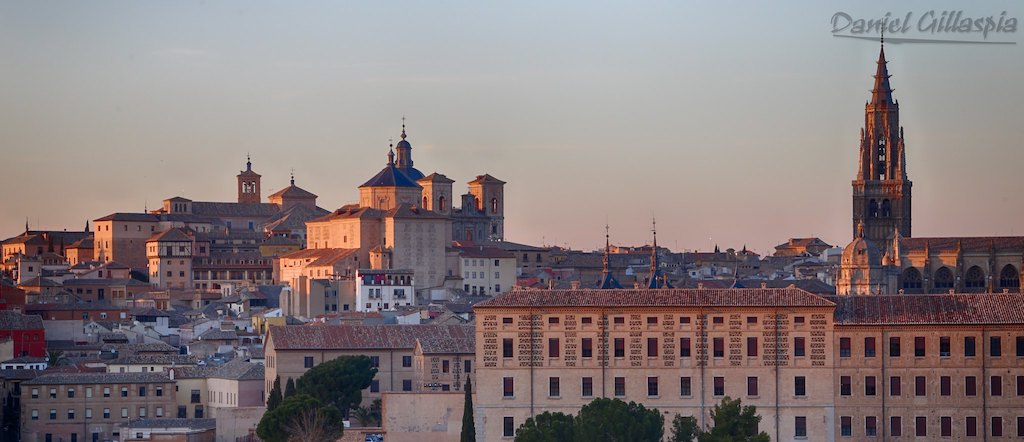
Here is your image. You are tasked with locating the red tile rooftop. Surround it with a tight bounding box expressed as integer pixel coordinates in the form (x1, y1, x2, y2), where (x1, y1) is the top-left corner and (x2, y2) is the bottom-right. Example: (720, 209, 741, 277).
(474, 288, 835, 308)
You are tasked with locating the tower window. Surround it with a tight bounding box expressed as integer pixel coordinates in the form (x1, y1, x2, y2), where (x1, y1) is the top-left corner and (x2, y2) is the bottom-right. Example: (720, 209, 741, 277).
(491, 197, 498, 214)
(439, 196, 446, 211)
(881, 199, 891, 217)
(868, 199, 878, 218)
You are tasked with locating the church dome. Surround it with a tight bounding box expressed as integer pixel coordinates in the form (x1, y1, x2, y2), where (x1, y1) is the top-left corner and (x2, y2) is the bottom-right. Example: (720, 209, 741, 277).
(359, 151, 422, 188)
(842, 224, 883, 267)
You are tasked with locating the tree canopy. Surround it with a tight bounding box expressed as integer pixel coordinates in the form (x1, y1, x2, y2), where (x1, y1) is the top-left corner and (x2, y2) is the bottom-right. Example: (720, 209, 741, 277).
(514, 411, 576, 442)
(294, 355, 377, 415)
(669, 415, 699, 442)
(697, 397, 770, 442)
(256, 394, 342, 442)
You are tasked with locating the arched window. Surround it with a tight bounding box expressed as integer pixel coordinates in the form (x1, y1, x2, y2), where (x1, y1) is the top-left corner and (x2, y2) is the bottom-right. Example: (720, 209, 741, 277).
(999, 264, 1019, 290)
(964, 266, 986, 290)
(868, 200, 878, 218)
(877, 139, 887, 180)
(901, 267, 922, 291)
(422, 196, 428, 208)
(881, 199, 891, 217)
(491, 197, 499, 214)
(438, 196, 446, 211)
(933, 267, 954, 290)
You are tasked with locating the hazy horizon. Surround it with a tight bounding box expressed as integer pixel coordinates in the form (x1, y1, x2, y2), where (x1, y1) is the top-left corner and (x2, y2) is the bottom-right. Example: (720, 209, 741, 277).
(3, 1, 1022, 255)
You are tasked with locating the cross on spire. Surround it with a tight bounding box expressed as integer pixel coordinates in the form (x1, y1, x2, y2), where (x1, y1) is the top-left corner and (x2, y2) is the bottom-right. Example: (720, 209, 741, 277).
(401, 116, 407, 140)
(289, 168, 295, 186)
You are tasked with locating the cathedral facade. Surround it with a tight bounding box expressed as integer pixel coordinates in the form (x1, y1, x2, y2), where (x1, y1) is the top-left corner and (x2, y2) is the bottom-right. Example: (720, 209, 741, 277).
(837, 42, 1023, 295)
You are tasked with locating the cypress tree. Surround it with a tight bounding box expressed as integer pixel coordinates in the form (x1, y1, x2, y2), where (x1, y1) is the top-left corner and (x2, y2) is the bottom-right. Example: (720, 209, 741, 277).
(285, 377, 296, 398)
(267, 375, 283, 411)
(461, 376, 476, 442)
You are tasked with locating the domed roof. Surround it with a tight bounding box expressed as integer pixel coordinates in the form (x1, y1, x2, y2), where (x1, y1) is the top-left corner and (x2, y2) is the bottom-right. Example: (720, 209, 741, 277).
(842, 223, 883, 266)
(359, 151, 422, 188)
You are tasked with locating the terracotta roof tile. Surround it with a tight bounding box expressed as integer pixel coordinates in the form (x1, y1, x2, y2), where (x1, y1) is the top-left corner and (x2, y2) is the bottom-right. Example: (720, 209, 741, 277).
(474, 288, 835, 308)
(268, 324, 475, 351)
(830, 293, 1024, 325)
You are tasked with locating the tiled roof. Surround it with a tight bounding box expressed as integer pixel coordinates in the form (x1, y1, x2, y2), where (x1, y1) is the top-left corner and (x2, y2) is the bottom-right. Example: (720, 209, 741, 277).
(417, 335, 475, 355)
(831, 293, 1024, 325)
(212, 359, 264, 380)
(279, 248, 359, 267)
(110, 354, 198, 366)
(418, 173, 455, 184)
(68, 237, 94, 249)
(0, 369, 44, 380)
(63, 278, 150, 287)
(268, 324, 475, 351)
(147, 228, 193, 243)
(123, 418, 217, 431)
(900, 236, 1024, 253)
(25, 372, 171, 385)
(167, 365, 219, 379)
(385, 204, 448, 219)
(0, 311, 44, 330)
(197, 329, 238, 341)
(264, 205, 330, 232)
(309, 206, 385, 223)
(455, 246, 514, 259)
(191, 202, 280, 218)
(359, 163, 421, 189)
(94, 213, 160, 222)
(17, 277, 63, 288)
(467, 174, 506, 185)
(268, 184, 317, 200)
(475, 288, 835, 308)
(106, 342, 180, 354)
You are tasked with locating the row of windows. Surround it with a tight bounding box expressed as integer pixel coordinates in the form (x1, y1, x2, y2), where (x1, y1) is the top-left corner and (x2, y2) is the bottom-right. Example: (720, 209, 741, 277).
(501, 375, 809, 399)
(463, 271, 500, 279)
(31, 406, 165, 420)
(840, 375, 1024, 397)
(301, 355, 471, 374)
(838, 415, 1024, 438)
(30, 386, 163, 399)
(840, 335, 1024, 358)
(504, 315, 815, 328)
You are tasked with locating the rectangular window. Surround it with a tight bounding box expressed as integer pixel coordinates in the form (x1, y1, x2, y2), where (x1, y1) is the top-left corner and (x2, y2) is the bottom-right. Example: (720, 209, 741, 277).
(647, 338, 658, 357)
(581, 317, 592, 324)
(915, 416, 927, 436)
(191, 390, 201, 403)
(503, 377, 514, 397)
(155, 407, 162, 417)
(548, 316, 559, 325)
(714, 377, 725, 396)
(865, 376, 876, 396)
(581, 338, 593, 358)
(966, 376, 977, 396)
(369, 380, 379, 393)
(370, 356, 380, 368)
(402, 356, 412, 367)
(614, 377, 626, 396)
(121, 387, 128, 398)
(1016, 336, 1024, 357)
(914, 336, 926, 357)
(67, 409, 75, 419)
(795, 416, 807, 438)
(713, 337, 725, 357)
(915, 376, 926, 396)
(679, 316, 690, 324)
(581, 377, 593, 397)
(646, 316, 657, 325)
(992, 416, 1002, 437)
(991, 376, 1002, 396)
(647, 377, 659, 397)
(1018, 375, 1024, 396)
(965, 336, 977, 357)
(549, 377, 560, 397)
(548, 338, 560, 358)
(940, 336, 951, 357)
(864, 337, 876, 357)
(794, 376, 806, 397)
(104, 409, 112, 419)
(503, 338, 513, 358)
(614, 338, 625, 358)
(747, 376, 758, 396)
(503, 417, 514, 438)
(138, 386, 146, 397)
(941, 416, 952, 437)
(680, 337, 691, 357)
(155, 387, 162, 397)
(48, 409, 56, 420)
(865, 416, 877, 437)
(991, 336, 1002, 357)
(890, 337, 901, 357)
(176, 407, 185, 419)
(31, 388, 38, 399)
(966, 416, 977, 437)
(465, 360, 472, 374)
(49, 388, 56, 399)
(67, 389, 75, 398)
(30, 409, 37, 421)
(402, 380, 412, 392)
(839, 337, 851, 357)
(793, 337, 806, 357)
(121, 408, 128, 418)
(940, 376, 951, 396)
(680, 377, 692, 396)
(442, 360, 450, 373)
(304, 356, 313, 368)
(614, 317, 625, 324)
(746, 316, 757, 324)
(840, 416, 852, 437)
(890, 416, 902, 437)
(840, 376, 851, 396)
(747, 337, 758, 357)
(713, 316, 724, 324)
(1017, 416, 1024, 437)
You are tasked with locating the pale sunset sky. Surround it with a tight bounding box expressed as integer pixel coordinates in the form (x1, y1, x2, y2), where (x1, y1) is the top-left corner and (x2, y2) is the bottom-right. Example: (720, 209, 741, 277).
(1, 1, 1022, 254)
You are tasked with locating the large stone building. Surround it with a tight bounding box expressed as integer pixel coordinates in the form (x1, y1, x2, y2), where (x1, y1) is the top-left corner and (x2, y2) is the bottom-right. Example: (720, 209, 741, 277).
(279, 125, 507, 298)
(838, 41, 1024, 295)
(471, 288, 1024, 441)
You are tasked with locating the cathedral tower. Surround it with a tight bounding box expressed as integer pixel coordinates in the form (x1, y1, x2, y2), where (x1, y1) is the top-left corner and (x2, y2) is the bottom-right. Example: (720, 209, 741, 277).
(852, 39, 912, 244)
(237, 155, 262, 204)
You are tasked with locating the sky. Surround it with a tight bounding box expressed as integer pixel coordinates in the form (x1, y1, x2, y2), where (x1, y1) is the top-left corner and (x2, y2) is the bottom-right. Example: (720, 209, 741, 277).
(2, 1, 1022, 255)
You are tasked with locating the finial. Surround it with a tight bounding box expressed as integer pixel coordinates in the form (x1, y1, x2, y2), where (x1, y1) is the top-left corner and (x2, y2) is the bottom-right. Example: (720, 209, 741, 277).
(25, 217, 29, 233)
(289, 168, 295, 186)
(387, 148, 395, 166)
(880, 25, 884, 47)
(246, 153, 252, 171)
(401, 116, 407, 140)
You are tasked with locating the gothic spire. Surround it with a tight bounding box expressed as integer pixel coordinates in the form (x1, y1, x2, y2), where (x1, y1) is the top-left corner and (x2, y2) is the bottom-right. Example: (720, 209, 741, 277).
(870, 34, 895, 107)
(598, 224, 622, 289)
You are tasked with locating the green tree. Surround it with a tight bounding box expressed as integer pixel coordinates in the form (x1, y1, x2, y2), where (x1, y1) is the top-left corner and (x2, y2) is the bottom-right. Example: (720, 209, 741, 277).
(350, 399, 381, 427)
(257, 394, 342, 442)
(284, 377, 296, 398)
(573, 398, 663, 442)
(295, 355, 377, 416)
(461, 376, 476, 442)
(45, 350, 68, 367)
(669, 415, 699, 442)
(266, 375, 283, 412)
(514, 411, 575, 442)
(697, 397, 769, 442)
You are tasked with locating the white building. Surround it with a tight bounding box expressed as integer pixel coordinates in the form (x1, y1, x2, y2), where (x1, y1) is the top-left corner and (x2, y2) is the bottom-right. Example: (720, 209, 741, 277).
(356, 269, 414, 312)
(456, 246, 516, 296)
